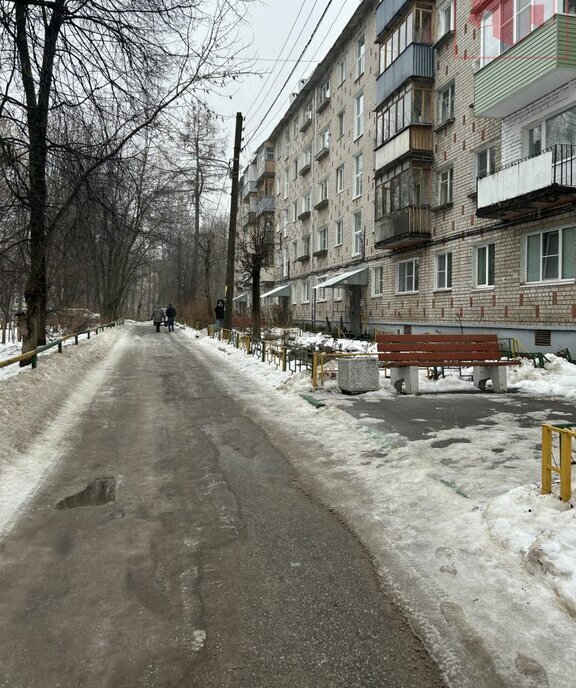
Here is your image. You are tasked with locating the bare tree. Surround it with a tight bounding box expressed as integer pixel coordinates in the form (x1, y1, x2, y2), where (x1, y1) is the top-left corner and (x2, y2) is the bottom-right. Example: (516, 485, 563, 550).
(0, 0, 252, 354)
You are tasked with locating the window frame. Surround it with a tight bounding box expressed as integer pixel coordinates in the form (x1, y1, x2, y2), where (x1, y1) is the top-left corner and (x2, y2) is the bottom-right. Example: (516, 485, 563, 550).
(438, 167, 453, 206)
(372, 265, 385, 296)
(473, 242, 496, 288)
(356, 35, 365, 77)
(437, 82, 455, 124)
(397, 258, 419, 294)
(475, 145, 496, 180)
(317, 225, 328, 252)
(335, 218, 344, 246)
(354, 92, 364, 139)
(353, 210, 363, 256)
(336, 165, 345, 194)
(524, 226, 576, 283)
(435, 251, 453, 290)
(353, 153, 363, 198)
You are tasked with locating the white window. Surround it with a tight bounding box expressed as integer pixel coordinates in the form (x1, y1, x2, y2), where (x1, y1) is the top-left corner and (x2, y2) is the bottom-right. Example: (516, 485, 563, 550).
(292, 280, 298, 305)
(265, 145, 275, 160)
(303, 235, 310, 257)
(336, 165, 344, 193)
(292, 159, 298, 179)
(284, 169, 289, 199)
(338, 110, 345, 139)
(275, 176, 281, 196)
(318, 177, 329, 202)
(356, 35, 365, 77)
(438, 83, 455, 123)
(283, 130, 290, 156)
(476, 146, 496, 179)
(303, 146, 312, 167)
(353, 211, 363, 255)
(318, 79, 330, 103)
(319, 128, 330, 151)
(303, 280, 310, 303)
(334, 287, 342, 301)
(338, 58, 346, 85)
(354, 93, 364, 138)
(317, 278, 327, 302)
(438, 167, 453, 205)
(526, 104, 576, 158)
(435, 252, 453, 290)
(474, 243, 495, 287)
(335, 219, 344, 246)
(291, 201, 298, 222)
(318, 226, 328, 251)
(354, 153, 363, 198)
(293, 118, 299, 138)
(282, 209, 288, 236)
(526, 227, 576, 282)
(302, 190, 312, 213)
(397, 258, 419, 293)
(372, 266, 384, 296)
(437, 0, 454, 39)
(282, 247, 289, 277)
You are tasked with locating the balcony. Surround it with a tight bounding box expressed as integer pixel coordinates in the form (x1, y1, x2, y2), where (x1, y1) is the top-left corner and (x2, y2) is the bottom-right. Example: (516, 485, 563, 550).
(256, 196, 275, 218)
(256, 159, 275, 182)
(376, 0, 411, 38)
(474, 14, 576, 118)
(314, 198, 329, 211)
(375, 124, 433, 173)
(242, 180, 257, 202)
(376, 44, 434, 107)
(477, 145, 576, 219)
(299, 161, 311, 176)
(316, 94, 330, 113)
(298, 209, 311, 221)
(374, 206, 431, 249)
(315, 145, 329, 162)
(296, 246, 310, 262)
(300, 113, 312, 132)
(242, 211, 257, 229)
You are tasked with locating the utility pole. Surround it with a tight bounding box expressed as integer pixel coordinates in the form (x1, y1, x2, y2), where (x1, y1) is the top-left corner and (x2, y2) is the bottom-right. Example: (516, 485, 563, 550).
(224, 112, 242, 330)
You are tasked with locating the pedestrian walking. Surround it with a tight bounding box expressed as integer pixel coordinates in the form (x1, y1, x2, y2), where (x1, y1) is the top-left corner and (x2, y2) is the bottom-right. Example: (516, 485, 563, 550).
(151, 306, 164, 332)
(214, 299, 225, 330)
(165, 304, 176, 332)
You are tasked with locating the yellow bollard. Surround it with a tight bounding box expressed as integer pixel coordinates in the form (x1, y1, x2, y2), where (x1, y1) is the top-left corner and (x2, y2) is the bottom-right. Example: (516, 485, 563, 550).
(560, 432, 572, 502)
(541, 425, 553, 495)
(312, 352, 318, 388)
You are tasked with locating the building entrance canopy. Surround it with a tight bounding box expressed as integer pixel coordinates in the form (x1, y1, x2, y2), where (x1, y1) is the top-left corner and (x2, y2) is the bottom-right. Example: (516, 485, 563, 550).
(313, 267, 368, 289)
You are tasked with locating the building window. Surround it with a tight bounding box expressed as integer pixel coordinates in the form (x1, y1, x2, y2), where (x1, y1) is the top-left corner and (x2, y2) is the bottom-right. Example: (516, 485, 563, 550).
(291, 201, 298, 222)
(376, 165, 431, 219)
(283, 130, 290, 157)
(282, 209, 288, 236)
(353, 211, 363, 255)
(356, 35, 365, 77)
(338, 110, 345, 139)
(318, 79, 330, 103)
(317, 177, 328, 203)
(526, 104, 576, 158)
(284, 169, 289, 199)
(336, 165, 344, 194)
(372, 266, 384, 296)
(435, 251, 452, 290)
(437, 0, 454, 39)
(397, 258, 419, 293)
(303, 235, 310, 257)
(335, 219, 344, 246)
(437, 82, 455, 124)
(354, 154, 363, 198)
(292, 159, 298, 179)
(526, 227, 576, 282)
(334, 287, 342, 301)
(302, 145, 312, 168)
(354, 93, 364, 138)
(302, 190, 312, 213)
(282, 247, 289, 277)
(317, 277, 327, 302)
(338, 58, 346, 85)
(438, 167, 453, 205)
(265, 145, 275, 160)
(293, 118, 299, 138)
(303, 280, 310, 303)
(476, 146, 496, 179)
(474, 243, 495, 287)
(318, 226, 328, 251)
(318, 127, 330, 152)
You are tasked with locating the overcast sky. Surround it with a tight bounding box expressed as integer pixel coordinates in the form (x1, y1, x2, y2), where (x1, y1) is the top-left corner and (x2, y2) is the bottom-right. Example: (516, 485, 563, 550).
(208, 0, 363, 165)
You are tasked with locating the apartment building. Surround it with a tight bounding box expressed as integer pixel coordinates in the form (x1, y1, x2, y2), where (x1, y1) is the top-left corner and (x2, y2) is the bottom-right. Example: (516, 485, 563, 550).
(245, 0, 576, 352)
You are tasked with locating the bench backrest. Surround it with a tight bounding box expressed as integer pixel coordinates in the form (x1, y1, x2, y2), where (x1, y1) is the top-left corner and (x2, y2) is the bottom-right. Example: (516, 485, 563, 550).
(376, 333, 502, 365)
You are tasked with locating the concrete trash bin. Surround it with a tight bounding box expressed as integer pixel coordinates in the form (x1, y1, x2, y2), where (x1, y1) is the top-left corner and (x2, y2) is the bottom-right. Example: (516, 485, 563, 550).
(337, 358, 379, 394)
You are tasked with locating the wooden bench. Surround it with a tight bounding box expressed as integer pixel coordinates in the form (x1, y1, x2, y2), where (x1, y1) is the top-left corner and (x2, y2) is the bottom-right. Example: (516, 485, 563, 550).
(376, 333, 520, 394)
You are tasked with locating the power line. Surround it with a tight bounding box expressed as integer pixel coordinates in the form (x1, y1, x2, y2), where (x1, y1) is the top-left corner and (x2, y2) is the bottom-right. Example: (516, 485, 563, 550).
(242, 0, 336, 152)
(245, 0, 320, 121)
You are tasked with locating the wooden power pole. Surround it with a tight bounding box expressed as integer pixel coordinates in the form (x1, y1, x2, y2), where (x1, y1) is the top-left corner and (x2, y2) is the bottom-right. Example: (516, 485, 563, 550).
(224, 112, 243, 330)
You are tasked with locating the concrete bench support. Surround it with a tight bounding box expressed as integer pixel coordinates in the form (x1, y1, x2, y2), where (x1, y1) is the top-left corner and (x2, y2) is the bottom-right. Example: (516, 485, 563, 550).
(338, 358, 380, 394)
(390, 366, 419, 394)
(473, 365, 508, 393)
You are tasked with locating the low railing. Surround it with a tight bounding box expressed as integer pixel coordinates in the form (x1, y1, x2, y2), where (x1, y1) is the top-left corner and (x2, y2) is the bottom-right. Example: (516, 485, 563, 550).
(0, 320, 124, 371)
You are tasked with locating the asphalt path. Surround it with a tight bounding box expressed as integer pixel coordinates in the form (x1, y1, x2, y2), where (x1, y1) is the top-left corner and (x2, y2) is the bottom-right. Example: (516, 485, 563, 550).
(0, 325, 446, 688)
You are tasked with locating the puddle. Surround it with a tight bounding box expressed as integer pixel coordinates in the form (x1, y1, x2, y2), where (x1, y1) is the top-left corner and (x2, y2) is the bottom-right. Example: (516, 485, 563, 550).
(56, 477, 116, 510)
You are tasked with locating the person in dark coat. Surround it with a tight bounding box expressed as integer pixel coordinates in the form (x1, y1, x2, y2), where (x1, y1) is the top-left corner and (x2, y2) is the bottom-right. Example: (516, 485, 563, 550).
(214, 299, 225, 330)
(165, 304, 176, 332)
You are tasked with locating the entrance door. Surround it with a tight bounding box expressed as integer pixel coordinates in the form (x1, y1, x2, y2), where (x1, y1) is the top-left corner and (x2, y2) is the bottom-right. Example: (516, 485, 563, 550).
(350, 286, 361, 334)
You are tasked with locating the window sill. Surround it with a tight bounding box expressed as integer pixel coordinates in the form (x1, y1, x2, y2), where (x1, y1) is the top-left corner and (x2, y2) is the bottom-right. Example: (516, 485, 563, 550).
(352, 193, 362, 201)
(434, 30, 454, 50)
(396, 291, 419, 296)
(371, 293, 383, 298)
(433, 288, 453, 293)
(521, 279, 575, 288)
(471, 285, 495, 291)
(431, 202, 453, 212)
(434, 117, 455, 133)
(313, 249, 328, 257)
(353, 133, 363, 143)
(354, 72, 364, 83)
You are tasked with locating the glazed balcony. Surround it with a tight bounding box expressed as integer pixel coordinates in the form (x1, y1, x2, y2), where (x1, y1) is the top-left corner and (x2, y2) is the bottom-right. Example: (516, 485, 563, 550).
(375, 124, 433, 173)
(374, 206, 431, 249)
(256, 196, 275, 218)
(376, 44, 434, 107)
(256, 158, 275, 182)
(474, 14, 576, 118)
(376, 0, 411, 38)
(477, 145, 576, 219)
